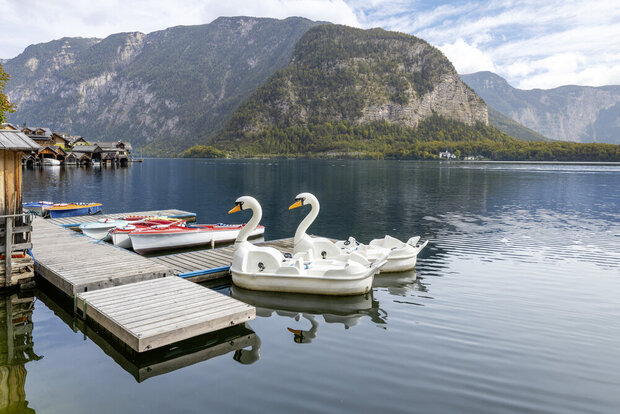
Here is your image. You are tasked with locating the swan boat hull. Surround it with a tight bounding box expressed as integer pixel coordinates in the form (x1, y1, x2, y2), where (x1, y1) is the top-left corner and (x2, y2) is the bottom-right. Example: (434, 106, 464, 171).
(231, 267, 375, 296)
(130, 224, 264, 254)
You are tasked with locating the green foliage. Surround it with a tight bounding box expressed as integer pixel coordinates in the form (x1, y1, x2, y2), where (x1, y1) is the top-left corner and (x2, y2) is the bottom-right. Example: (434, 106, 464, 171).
(215, 115, 620, 161)
(182, 145, 227, 158)
(0, 63, 16, 123)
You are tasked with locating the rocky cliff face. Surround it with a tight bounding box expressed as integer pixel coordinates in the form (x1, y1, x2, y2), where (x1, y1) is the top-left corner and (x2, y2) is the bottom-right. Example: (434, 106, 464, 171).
(4, 17, 322, 154)
(225, 25, 487, 136)
(461, 71, 620, 144)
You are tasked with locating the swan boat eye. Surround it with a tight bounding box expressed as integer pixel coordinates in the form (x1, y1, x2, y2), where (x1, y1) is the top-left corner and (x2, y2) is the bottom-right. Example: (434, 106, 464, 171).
(236, 201, 244, 210)
(296, 198, 304, 205)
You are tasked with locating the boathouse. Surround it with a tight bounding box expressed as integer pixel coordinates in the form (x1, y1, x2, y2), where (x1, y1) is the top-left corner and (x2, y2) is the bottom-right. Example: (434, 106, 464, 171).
(0, 123, 18, 131)
(49, 132, 71, 149)
(0, 130, 40, 289)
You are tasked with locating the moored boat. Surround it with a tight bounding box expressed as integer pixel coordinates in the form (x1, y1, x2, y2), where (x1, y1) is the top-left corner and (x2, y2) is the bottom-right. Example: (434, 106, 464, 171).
(129, 223, 265, 254)
(289, 192, 427, 272)
(228, 196, 386, 296)
(23, 201, 102, 218)
(23, 201, 54, 215)
(79, 220, 125, 241)
(42, 158, 61, 166)
(43, 202, 102, 218)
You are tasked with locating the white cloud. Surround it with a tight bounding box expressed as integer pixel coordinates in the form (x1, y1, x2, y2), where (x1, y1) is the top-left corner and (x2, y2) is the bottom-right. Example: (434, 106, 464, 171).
(2, 0, 619, 88)
(439, 39, 497, 74)
(0, 0, 360, 59)
(351, 0, 620, 88)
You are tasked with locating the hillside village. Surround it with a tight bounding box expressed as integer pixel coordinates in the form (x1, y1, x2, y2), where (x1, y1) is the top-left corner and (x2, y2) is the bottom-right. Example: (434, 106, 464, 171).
(0, 122, 132, 166)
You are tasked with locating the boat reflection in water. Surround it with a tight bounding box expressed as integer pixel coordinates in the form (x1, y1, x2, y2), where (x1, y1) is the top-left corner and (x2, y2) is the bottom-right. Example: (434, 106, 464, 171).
(372, 270, 428, 297)
(231, 286, 385, 344)
(0, 293, 41, 414)
(35, 287, 260, 383)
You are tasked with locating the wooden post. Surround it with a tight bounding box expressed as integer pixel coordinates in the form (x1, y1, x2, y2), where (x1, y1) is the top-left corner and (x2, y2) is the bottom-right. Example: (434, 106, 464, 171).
(5, 296, 13, 362)
(4, 217, 11, 287)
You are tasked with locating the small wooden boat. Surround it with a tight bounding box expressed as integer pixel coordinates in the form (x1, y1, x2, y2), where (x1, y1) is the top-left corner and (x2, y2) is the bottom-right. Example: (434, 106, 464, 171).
(79, 219, 124, 241)
(43, 202, 102, 218)
(42, 158, 61, 166)
(129, 223, 265, 254)
(80, 217, 182, 242)
(108, 218, 185, 248)
(23, 201, 102, 218)
(23, 201, 54, 215)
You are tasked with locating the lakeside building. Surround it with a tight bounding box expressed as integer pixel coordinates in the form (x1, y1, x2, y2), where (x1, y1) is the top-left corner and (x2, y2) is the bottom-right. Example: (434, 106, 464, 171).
(1, 123, 132, 166)
(439, 150, 457, 160)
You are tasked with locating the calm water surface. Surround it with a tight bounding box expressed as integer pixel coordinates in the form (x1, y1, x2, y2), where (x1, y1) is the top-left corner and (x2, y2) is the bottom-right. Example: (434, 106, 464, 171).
(3, 160, 618, 413)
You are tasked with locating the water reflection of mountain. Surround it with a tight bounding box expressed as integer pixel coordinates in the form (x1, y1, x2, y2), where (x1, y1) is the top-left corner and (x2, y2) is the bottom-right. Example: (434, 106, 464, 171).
(0, 293, 40, 414)
(35, 287, 259, 383)
(231, 286, 386, 342)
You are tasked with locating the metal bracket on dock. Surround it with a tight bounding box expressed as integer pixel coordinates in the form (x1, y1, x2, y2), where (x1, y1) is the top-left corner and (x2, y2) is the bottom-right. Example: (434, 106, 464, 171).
(73, 294, 87, 320)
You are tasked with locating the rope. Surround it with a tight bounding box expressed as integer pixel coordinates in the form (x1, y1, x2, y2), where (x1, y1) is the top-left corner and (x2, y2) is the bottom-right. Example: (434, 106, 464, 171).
(26, 248, 37, 268)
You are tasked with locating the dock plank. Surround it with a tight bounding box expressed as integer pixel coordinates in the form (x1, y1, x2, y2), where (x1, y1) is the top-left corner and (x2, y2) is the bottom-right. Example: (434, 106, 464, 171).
(32, 218, 171, 295)
(78, 277, 255, 352)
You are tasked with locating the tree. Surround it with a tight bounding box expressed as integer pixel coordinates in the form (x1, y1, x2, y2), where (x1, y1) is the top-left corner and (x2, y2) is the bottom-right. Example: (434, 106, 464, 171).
(0, 63, 16, 123)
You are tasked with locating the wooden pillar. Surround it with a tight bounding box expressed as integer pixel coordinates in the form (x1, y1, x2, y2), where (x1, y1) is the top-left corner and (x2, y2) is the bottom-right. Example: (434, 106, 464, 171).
(1, 150, 24, 288)
(4, 218, 12, 287)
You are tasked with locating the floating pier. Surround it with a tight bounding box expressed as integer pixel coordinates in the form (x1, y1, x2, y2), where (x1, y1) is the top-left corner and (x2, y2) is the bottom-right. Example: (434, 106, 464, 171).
(32, 218, 171, 295)
(76, 277, 254, 352)
(30, 210, 257, 353)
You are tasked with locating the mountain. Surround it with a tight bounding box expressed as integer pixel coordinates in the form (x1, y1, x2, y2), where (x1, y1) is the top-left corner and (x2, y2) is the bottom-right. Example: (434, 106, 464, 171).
(461, 71, 620, 144)
(4, 17, 322, 154)
(215, 24, 490, 154)
(487, 107, 550, 142)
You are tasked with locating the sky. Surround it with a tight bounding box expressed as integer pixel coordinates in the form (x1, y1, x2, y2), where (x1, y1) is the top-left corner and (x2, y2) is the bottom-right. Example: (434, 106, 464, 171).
(1, 0, 619, 89)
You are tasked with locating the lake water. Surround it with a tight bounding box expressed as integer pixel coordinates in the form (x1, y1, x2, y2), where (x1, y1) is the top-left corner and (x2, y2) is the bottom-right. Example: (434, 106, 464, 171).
(4, 160, 619, 413)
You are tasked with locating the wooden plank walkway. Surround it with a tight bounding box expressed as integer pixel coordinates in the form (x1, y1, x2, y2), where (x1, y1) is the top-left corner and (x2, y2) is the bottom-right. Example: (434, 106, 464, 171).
(149, 238, 297, 281)
(76, 277, 255, 352)
(36, 287, 259, 382)
(32, 217, 171, 295)
(48, 209, 196, 227)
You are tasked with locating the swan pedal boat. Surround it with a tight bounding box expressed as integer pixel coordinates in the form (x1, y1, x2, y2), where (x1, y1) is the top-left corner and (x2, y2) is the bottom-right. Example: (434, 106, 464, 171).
(229, 196, 387, 296)
(129, 223, 265, 254)
(289, 193, 427, 273)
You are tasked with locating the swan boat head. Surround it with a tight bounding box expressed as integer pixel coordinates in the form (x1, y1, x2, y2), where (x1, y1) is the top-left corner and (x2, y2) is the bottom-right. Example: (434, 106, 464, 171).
(289, 192, 348, 261)
(229, 196, 263, 246)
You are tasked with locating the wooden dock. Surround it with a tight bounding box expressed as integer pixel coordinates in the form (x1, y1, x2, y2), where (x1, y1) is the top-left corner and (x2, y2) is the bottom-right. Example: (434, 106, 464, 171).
(32, 218, 171, 295)
(47, 209, 196, 227)
(76, 277, 255, 352)
(30, 211, 258, 353)
(36, 287, 258, 382)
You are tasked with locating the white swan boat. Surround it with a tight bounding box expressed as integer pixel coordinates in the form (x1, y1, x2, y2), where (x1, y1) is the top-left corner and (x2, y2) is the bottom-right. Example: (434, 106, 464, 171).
(228, 196, 386, 295)
(290, 193, 428, 272)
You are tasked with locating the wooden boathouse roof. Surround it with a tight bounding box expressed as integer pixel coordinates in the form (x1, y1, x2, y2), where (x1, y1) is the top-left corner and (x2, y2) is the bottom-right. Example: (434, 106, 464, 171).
(0, 130, 41, 151)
